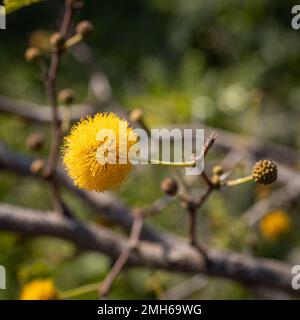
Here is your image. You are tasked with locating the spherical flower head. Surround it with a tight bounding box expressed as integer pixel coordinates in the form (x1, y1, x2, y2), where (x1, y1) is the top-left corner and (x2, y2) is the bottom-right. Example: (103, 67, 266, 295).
(259, 210, 291, 240)
(252, 160, 277, 185)
(62, 113, 137, 192)
(20, 279, 58, 300)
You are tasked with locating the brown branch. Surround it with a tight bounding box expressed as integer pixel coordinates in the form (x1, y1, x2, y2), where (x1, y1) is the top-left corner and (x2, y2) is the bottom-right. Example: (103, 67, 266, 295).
(99, 195, 174, 298)
(182, 133, 218, 260)
(44, 2, 75, 177)
(0, 203, 298, 296)
(0, 95, 95, 123)
(199, 132, 217, 188)
(187, 204, 209, 260)
(0, 142, 176, 245)
(100, 214, 144, 298)
(43, 2, 78, 218)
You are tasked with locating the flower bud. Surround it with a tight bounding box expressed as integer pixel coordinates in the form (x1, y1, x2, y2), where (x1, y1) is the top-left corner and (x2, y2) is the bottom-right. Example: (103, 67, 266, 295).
(58, 89, 74, 105)
(26, 133, 44, 151)
(212, 165, 223, 176)
(30, 159, 45, 175)
(49, 32, 65, 49)
(76, 20, 94, 37)
(211, 174, 221, 187)
(25, 47, 42, 63)
(160, 178, 178, 196)
(129, 108, 144, 123)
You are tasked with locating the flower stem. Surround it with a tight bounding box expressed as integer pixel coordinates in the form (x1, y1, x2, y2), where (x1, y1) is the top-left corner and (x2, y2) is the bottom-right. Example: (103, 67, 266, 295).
(64, 34, 83, 49)
(225, 175, 253, 186)
(132, 157, 196, 167)
(59, 282, 100, 299)
(149, 159, 196, 167)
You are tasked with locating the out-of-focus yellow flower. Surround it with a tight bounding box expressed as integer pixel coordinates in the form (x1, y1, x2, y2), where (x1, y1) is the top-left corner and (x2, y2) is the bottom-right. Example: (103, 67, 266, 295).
(29, 30, 51, 51)
(20, 279, 58, 300)
(259, 210, 291, 240)
(62, 113, 137, 192)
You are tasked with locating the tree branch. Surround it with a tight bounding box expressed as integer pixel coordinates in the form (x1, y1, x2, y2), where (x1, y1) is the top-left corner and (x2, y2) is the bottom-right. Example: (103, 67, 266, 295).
(0, 142, 175, 245)
(0, 95, 95, 123)
(0, 203, 298, 296)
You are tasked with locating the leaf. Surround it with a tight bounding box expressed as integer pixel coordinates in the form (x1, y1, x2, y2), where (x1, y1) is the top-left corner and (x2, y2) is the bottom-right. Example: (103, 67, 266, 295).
(4, 0, 43, 14)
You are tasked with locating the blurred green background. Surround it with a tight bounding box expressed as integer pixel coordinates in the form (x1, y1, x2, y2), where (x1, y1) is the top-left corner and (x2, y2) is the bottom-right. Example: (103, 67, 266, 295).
(0, 0, 299, 299)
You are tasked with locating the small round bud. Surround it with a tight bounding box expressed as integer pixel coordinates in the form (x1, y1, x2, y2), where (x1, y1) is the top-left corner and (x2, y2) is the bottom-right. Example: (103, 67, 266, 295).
(26, 133, 44, 151)
(76, 20, 94, 37)
(211, 174, 221, 187)
(30, 159, 45, 175)
(58, 89, 74, 105)
(129, 108, 144, 123)
(25, 47, 42, 62)
(252, 160, 277, 185)
(49, 32, 65, 49)
(212, 165, 223, 176)
(160, 178, 178, 196)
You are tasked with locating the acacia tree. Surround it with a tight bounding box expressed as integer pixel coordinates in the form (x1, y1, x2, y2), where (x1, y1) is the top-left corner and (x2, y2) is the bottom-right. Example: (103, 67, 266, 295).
(0, 0, 299, 299)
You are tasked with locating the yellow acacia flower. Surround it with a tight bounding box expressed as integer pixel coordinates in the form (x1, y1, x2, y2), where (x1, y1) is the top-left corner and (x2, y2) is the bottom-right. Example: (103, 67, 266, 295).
(259, 210, 291, 240)
(62, 112, 137, 192)
(20, 279, 58, 300)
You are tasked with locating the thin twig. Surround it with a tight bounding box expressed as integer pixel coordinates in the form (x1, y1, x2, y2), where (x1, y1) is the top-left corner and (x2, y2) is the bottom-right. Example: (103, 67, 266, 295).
(99, 214, 144, 298)
(0, 203, 297, 296)
(183, 133, 218, 262)
(43, 2, 76, 217)
(45, 1, 75, 177)
(200, 132, 217, 188)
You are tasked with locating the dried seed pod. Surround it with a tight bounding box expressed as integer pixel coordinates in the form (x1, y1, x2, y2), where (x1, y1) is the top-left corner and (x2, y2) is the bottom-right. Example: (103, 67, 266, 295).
(252, 160, 277, 185)
(160, 178, 178, 196)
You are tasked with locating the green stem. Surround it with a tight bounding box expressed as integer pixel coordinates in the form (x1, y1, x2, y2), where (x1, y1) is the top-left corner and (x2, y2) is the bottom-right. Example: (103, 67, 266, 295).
(134, 157, 196, 167)
(150, 159, 196, 167)
(225, 175, 253, 186)
(64, 34, 83, 49)
(59, 282, 100, 299)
